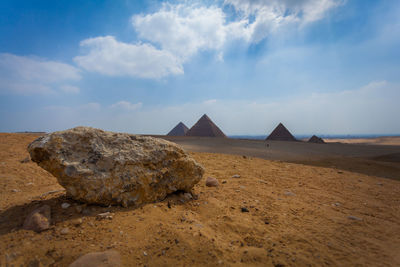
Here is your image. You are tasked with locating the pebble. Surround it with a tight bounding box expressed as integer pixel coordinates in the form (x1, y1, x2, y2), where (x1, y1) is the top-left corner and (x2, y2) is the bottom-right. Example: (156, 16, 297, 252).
(97, 212, 113, 220)
(284, 191, 295, 196)
(60, 228, 69, 235)
(348, 215, 362, 221)
(61, 203, 71, 209)
(72, 218, 83, 226)
(143, 251, 148, 256)
(75, 205, 83, 213)
(241, 207, 249, 213)
(222, 180, 227, 184)
(206, 177, 219, 187)
(232, 174, 241, 178)
(11, 189, 20, 193)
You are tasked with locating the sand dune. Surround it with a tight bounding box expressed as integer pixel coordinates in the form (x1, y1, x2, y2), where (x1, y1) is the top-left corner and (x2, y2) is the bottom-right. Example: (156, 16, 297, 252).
(1, 133, 399, 266)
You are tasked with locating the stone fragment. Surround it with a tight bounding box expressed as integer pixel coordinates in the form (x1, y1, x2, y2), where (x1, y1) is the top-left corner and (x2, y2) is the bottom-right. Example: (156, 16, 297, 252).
(23, 205, 51, 232)
(28, 126, 204, 207)
(97, 212, 113, 220)
(206, 177, 219, 187)
(232, 174, 241, 178)
(69, 250, 121, 267)
(60, 228, 70, 235)
(241, 207, 249, 213)
(348, 215, 362, 221)
(61, 203, 71, 209)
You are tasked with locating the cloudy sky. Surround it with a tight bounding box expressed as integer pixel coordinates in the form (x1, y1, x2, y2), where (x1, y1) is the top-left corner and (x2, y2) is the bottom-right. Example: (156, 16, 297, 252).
(1, 0, 399, 135)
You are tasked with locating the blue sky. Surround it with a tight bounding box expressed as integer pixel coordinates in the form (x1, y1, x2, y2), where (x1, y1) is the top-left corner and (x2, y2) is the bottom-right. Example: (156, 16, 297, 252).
(0, 0, 399, 135)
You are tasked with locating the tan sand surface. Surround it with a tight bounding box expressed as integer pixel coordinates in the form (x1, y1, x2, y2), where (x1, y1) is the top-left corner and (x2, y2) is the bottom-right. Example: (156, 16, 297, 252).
(324, 136, 400, 146)
(1, 133, 400, 266)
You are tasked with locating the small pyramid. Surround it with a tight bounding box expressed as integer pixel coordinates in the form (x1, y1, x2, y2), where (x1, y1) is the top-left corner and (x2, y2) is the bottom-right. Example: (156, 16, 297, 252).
(266, 123, 297, 141)
(308, 135, 325, 144)
(167, 122, 189, 136)
(186, 114, 226, 137)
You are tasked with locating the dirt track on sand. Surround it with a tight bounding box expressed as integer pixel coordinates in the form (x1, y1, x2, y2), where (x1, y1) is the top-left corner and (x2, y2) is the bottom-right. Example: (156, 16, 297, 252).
(1, 133, 400, 266)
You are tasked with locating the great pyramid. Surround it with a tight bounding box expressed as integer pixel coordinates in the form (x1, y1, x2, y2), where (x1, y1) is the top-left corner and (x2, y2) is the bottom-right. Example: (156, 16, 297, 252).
(308, 135, 325, 144)
(167, 122, 189, 136)
(266, 123, 297, 141)
(186, 114, 226, 137)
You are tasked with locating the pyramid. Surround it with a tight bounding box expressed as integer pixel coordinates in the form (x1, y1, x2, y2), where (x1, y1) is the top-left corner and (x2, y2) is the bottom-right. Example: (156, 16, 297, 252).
(167, 122, 189, 136)
(266, 123, 297, 141)
(186, 114, 226, 137)
(308, 135, 325, 144)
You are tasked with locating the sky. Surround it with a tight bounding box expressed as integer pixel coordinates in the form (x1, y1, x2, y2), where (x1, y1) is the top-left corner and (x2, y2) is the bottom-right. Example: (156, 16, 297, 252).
(0, 0, 399, 135)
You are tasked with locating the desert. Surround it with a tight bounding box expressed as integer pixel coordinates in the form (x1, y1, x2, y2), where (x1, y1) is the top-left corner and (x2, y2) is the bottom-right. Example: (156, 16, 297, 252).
(1, 132, 399, 266)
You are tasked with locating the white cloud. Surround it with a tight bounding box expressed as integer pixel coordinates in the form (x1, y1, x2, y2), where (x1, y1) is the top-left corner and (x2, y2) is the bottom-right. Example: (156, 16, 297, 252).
(224, 0, 343, 42)
(203, 99, 217, 105)
(110, 101, 142, 110)
(0, 53, 81, 94)
(73, 1, 340, 79)
(74, 36, 183, 79)
(60, 85, 80, 94)
(132, 4, 228, 60)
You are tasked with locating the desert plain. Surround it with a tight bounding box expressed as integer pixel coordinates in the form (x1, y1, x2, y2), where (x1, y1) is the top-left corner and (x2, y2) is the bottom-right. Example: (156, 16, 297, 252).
(1, 133, 400, 266)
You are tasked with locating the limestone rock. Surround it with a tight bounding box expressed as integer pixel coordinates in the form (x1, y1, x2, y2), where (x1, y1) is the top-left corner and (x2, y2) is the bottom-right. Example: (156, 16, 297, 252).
(69, 250, 121, 267)
(205, 177, 219, 187)
(23, 205, 51, 232)
(28, 127, 204, 207)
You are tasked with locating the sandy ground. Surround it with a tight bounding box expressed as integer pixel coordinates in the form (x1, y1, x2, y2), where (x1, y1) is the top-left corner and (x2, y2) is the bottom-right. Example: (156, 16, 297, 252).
(324, 136, 400, 146)
(161, 136, 400, 181)
(1, 133, 400, 266)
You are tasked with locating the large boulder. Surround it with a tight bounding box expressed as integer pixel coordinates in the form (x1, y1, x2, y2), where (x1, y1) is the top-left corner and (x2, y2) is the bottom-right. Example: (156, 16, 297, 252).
(28, 127, 204, 207)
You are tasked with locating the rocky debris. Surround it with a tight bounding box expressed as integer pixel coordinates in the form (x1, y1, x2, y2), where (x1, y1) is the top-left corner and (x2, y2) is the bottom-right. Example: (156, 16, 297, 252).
(11, 189, 20, 193)
(284, 191, 295, 196)
(20, 156, 30, 163)
(348, 215, 362, 221)
(241, 207, 249, 213)
(71, 218, 83, 226)
(61, 203, 71, 209)
(232, 174, 241, 178)
(28, 126, 204, 207)
(69, 250, 121, 267)
(206, 177, 219, 187)
(97, 212, 113, 220)
(75, 205, 83, 213)
(60, 228, 70, 235)
(23, 205, 51, 232)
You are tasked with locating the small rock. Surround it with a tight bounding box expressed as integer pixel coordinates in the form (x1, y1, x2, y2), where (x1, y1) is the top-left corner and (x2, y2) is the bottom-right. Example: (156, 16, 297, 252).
(222, 180, 227, 184)
(72, 218, 83, 226)
(182, 192, 193, 200)
(284, 191, 295, 196)
(232, 174, 241, 178)
(23, 205, 51, 232)
(68, 250, 121, 267)
(376, 182, 383, 186)
(20, 156, 30, 163)
(75, 205, 83, 213)
(348, 215, 362, 221)
(97, 212, 113, 220)
(206, 177, 219, 187)
(61, 203, 71, 209)
(60, 228, 70, 235)
(26, 182, 34, 186)
(11, 189, 20, 193)
(333, 202, 341, 207)
(143, 251, 148, 256)
(241, 207, 249, 213)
